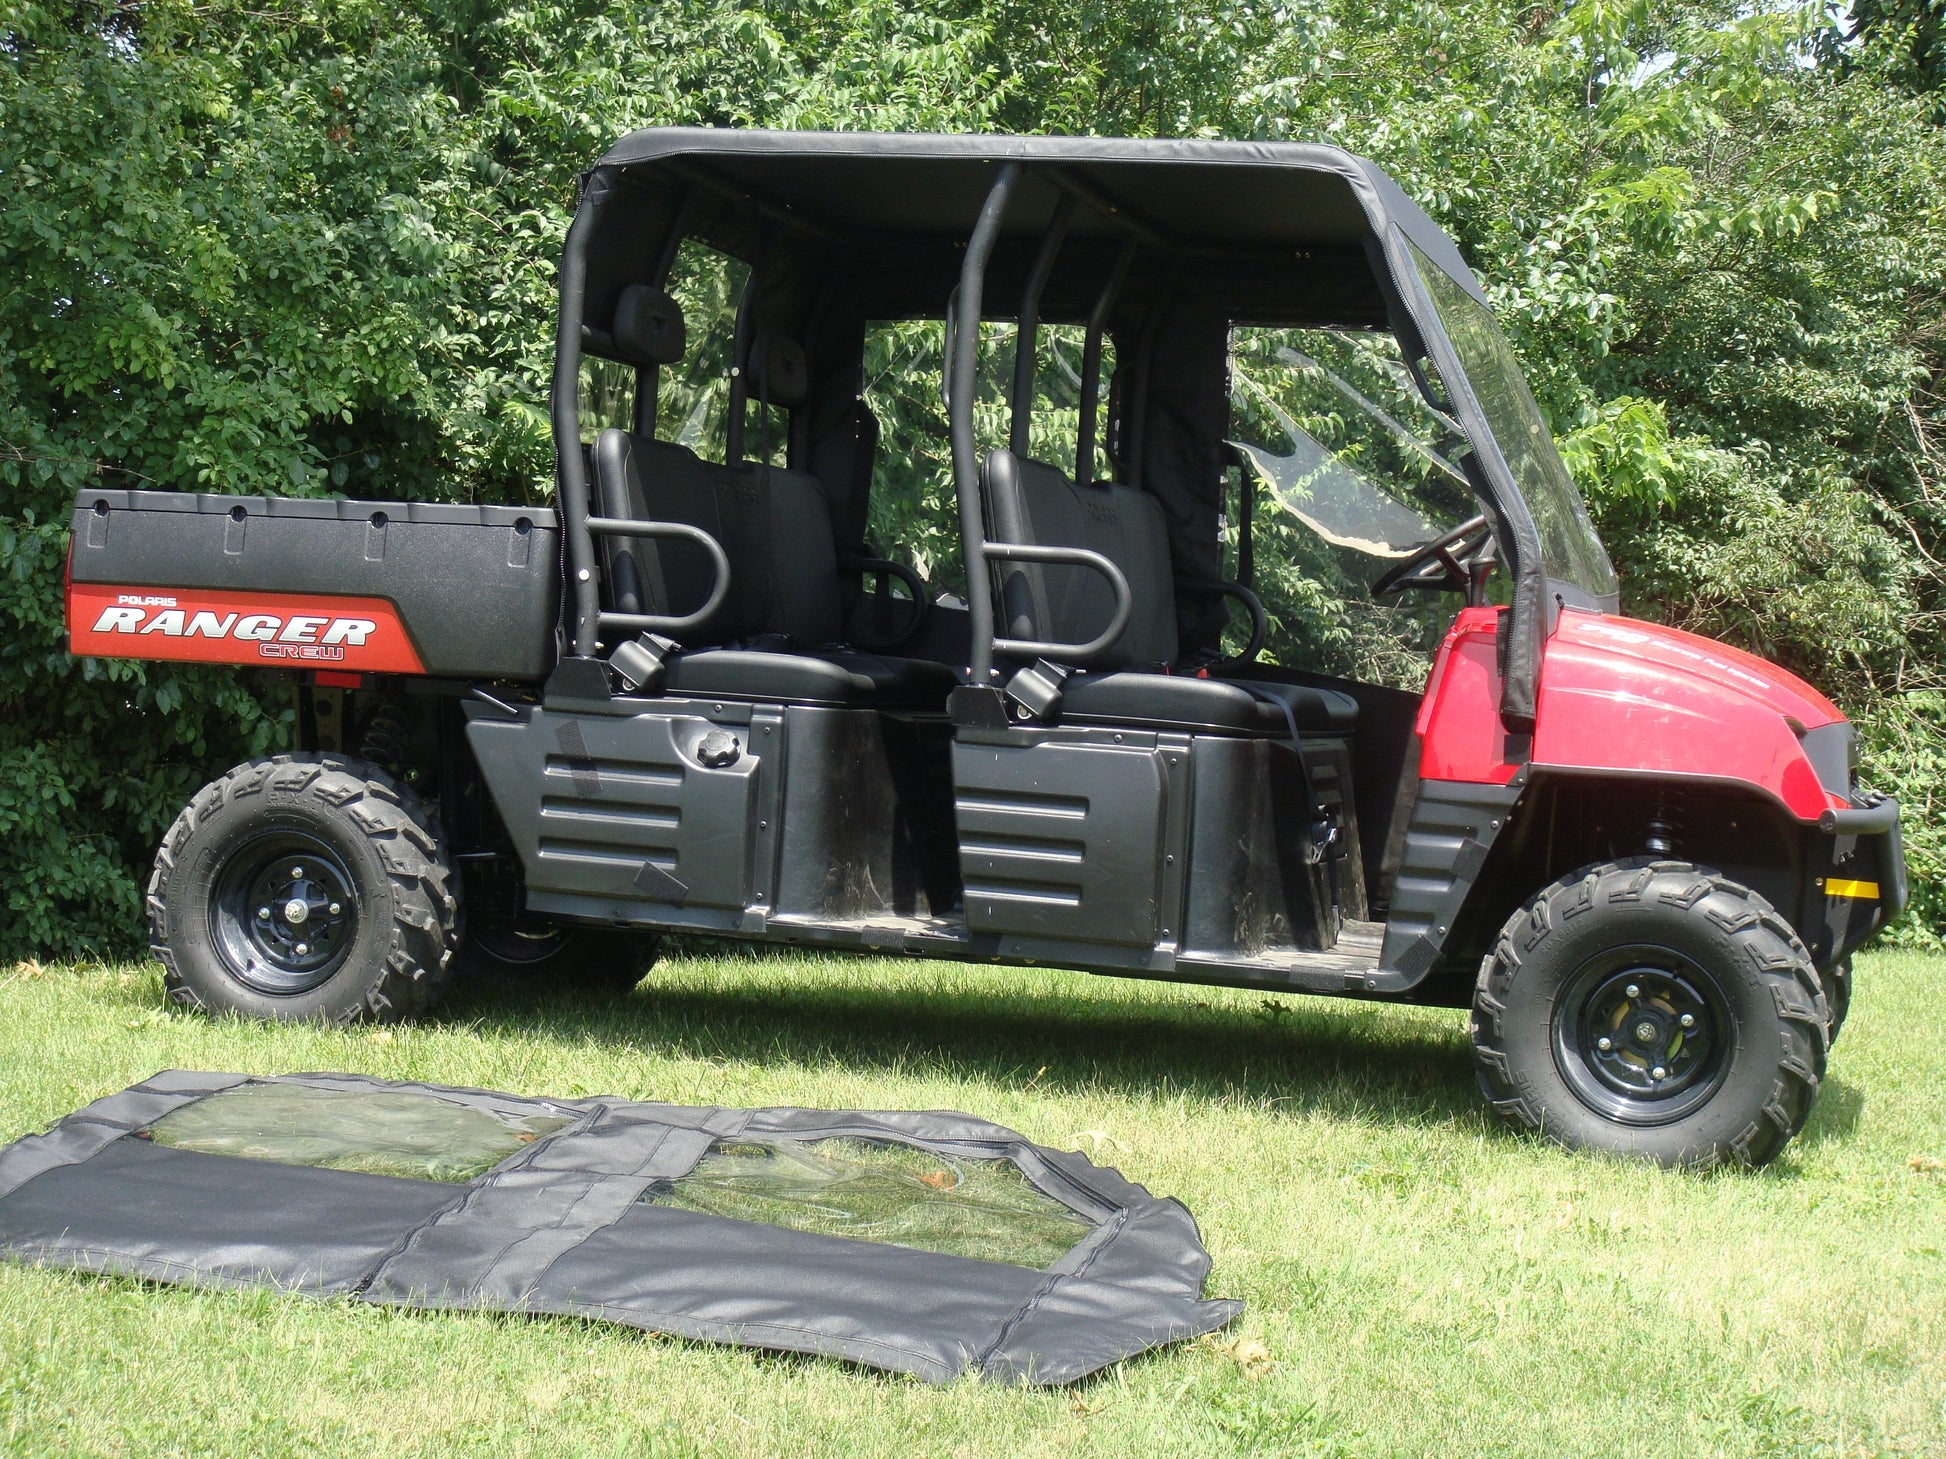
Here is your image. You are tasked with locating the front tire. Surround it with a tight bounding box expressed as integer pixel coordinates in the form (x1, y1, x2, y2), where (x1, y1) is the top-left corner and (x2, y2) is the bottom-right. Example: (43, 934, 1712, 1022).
(147, 754, 459, 1024)
(1471, 860, 1827, 1169)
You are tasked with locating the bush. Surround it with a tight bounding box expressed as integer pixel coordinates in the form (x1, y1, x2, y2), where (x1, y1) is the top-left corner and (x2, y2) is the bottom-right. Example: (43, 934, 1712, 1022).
(1858, 694, 1946, 947)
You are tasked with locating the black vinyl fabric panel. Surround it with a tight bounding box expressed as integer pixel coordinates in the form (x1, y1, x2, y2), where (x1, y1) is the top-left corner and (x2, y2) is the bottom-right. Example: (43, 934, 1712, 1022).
(0, 1073, 1240, 1385)
(0, 1137, 460, 1294)
(535, 1204, 1049, 1383)
(590, 130, 1487, 305)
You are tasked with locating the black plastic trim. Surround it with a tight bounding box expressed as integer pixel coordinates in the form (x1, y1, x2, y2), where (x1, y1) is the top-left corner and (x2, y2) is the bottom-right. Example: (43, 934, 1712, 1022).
(1817, 797, 1899, 836)
(1377, 777, 1522, 977)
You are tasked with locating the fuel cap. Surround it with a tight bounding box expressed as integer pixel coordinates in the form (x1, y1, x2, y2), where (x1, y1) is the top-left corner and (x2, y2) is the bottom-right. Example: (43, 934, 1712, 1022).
(697, 729, 740, 768)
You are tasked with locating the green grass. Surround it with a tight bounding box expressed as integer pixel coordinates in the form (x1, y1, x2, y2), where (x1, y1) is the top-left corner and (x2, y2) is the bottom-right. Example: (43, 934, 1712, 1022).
(0, 947, 1941, 1458)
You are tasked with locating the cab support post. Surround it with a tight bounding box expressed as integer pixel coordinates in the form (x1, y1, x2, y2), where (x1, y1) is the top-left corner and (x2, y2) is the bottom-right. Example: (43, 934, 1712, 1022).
(953, 161, 1020, 688)
(1008, 194, 1075, 457)
(1076, 240, 1135, 487)
(553, 181, 606, 660)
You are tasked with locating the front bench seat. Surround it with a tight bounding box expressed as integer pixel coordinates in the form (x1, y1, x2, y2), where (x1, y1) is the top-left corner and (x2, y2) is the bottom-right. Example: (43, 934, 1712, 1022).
(982, 450, 1357, 737)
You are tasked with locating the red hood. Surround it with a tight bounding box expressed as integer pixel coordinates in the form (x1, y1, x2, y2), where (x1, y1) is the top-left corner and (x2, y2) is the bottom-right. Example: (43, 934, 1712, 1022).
(1553, 612, 1843, 728)
(1413, 607, 1845, 816)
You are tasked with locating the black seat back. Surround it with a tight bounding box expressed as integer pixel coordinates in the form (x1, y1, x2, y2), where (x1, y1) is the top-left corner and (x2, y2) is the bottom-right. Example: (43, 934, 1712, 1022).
(593, 430, 847, 649)
(590, 314, 848, 648)
(594, 431, 739, 641)
(981, 449, 1178, 670)
(722, 457, 844, 646)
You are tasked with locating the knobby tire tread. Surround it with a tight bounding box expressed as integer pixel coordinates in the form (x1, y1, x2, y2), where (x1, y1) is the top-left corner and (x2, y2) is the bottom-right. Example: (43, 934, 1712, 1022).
(1471, 858, 1827, 1169)
(146, 753, 459, 1024)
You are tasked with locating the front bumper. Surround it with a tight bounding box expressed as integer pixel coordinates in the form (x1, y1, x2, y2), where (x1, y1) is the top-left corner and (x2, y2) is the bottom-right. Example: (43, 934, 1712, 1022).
(1807, 793, 1907, 967)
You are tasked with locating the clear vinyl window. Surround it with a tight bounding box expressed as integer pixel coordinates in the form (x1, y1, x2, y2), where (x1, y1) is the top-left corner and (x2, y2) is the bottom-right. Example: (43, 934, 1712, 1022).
(657, 239, 753, 464)
(647, 1136, 1093, 1269)
(1228, 323, 1480, 687)
(1404, 238, 1618, 603)
(143, 1083, 569, 1183)
(577, 355, 635, 445)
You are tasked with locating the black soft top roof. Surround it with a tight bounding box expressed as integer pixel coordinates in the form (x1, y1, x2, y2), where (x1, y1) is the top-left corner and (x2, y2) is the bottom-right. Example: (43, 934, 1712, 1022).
(590, 127, 1487, 308)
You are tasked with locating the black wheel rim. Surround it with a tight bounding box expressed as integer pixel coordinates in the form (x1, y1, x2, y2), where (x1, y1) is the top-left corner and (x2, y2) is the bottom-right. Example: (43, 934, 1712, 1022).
(210, 832, 359, 996)
(1552, 945, 1733, 1126)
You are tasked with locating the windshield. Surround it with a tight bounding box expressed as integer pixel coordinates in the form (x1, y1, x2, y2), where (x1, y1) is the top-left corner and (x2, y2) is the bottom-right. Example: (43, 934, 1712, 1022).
(1229, 327, 1477, 556)
(1405, 239, 1618, 604)
(1228, 325, 1483, 688)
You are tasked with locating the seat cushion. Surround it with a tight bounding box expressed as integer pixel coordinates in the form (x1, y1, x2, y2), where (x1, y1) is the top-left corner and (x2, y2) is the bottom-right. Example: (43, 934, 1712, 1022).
(662, 650, 958, 709)
(1055, 671, 1358, 736)
(1225, 678, 1360, 733)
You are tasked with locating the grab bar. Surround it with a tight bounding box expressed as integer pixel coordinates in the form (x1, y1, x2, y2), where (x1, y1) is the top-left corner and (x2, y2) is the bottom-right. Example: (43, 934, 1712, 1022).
(584, 516, 732, 638)
(983, 541, 1133, 665)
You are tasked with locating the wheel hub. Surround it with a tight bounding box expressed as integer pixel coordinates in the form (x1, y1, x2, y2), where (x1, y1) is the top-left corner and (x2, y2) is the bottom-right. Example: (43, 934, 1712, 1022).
(212, 836, 358, 996)
(1552, 949, 1732, 1126)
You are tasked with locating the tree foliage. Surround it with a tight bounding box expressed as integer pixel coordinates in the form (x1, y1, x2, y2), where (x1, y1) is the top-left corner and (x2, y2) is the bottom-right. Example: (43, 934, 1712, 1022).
(1849, 0, 1946, 95)
(3, 0, 1943, 957)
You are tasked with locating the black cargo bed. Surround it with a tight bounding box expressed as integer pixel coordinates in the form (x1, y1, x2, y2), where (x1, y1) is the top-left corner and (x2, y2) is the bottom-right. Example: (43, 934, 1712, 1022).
(68, 489, 561, 681)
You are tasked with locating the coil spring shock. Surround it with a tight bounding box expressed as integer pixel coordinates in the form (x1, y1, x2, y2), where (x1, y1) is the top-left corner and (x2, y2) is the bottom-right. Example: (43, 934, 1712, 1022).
(1646, 793, 1682, 857)
(359, 696, 410, 777)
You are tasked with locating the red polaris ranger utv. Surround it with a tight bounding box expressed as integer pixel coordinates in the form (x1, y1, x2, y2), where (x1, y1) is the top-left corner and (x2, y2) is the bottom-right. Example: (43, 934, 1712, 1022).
(67, 131, 1905, 1167)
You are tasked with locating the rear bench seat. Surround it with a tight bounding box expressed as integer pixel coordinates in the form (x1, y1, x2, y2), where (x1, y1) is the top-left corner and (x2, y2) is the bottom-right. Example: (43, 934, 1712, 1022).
(589, 298, 955, 709)
(981, 449, 1358, 737)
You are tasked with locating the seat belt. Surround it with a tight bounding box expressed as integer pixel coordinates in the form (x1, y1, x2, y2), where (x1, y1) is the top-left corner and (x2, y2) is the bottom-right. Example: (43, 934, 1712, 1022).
(1232, 681, 1340, 870)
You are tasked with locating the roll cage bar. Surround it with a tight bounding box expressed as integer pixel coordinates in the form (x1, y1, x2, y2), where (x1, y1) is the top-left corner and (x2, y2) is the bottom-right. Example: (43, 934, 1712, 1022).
(550, 130, 1576, 731)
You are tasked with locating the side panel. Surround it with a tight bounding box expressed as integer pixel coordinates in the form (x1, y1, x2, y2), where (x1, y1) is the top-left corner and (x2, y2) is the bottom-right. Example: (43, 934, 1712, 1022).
(1415, 607, 1517, 785)
(1377, 778, 1522, 979)
(952, 731, 1180, 948)
(773, 710, 961, 923)
(465, 702, 766, 923)
(1181, 737, 1335, 958)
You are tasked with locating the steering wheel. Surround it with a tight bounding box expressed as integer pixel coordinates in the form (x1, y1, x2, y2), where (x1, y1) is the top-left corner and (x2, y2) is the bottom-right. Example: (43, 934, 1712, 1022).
(1371, 514, 1493, 600)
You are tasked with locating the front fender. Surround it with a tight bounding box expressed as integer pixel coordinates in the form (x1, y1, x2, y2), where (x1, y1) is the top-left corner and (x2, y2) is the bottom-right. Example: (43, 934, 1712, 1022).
(1409, 607, 1905, 976)
(1417, 607, 1837, 820)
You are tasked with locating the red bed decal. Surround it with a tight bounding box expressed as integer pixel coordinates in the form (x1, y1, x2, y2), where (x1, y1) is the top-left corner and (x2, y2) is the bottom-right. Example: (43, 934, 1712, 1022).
(68, 583, 425, 674)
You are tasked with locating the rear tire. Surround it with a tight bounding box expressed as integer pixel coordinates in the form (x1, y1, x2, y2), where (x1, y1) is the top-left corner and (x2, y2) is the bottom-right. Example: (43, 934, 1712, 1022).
(147, 754, 458, 1024)
(1471, 860, 1827, 1169)
(457, 917, 662, 995)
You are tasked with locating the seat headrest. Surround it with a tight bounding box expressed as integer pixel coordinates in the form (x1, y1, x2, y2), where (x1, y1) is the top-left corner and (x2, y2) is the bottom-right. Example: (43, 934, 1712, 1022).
(604, 285, 686, 367)
(747, 334, 809, 408)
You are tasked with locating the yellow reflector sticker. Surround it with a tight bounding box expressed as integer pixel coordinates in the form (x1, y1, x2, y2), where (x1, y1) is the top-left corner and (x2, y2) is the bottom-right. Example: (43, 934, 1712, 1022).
(1826, 879, 1879, 900)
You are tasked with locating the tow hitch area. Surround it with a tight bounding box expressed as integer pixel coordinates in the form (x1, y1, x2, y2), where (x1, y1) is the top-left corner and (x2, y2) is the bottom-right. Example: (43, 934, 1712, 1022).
(0, 1072, 1240, 1385)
